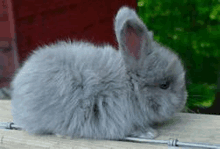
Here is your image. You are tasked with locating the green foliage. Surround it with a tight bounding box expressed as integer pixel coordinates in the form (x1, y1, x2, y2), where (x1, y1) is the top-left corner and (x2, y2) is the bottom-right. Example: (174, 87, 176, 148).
(210, 4, 220, 20)
(187, 83, 216, 109)
(137, 0, 220, 110)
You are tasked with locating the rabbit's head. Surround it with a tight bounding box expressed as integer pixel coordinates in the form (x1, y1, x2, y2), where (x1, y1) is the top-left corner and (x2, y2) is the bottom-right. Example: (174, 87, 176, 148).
(115, 7, 187, 124)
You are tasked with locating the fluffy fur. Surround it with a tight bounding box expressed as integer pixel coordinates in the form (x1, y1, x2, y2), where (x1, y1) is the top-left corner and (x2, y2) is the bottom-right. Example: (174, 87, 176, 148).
(11, 6, 187, 140)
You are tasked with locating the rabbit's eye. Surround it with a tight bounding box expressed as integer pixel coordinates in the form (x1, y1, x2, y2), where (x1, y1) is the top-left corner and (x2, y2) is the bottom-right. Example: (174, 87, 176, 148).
(160, 82, 170, 89)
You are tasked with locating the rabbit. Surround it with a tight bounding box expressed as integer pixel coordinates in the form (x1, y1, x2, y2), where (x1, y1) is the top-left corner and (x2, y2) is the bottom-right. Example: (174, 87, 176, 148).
(10, 6, 187, 140)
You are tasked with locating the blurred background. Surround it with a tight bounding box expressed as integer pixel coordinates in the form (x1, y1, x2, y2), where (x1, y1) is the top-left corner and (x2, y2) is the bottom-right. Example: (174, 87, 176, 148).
(0, 0, 220, 115)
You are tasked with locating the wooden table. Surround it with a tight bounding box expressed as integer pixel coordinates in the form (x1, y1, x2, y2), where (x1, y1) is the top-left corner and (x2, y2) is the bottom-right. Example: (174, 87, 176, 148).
(0, 100, 220, 149)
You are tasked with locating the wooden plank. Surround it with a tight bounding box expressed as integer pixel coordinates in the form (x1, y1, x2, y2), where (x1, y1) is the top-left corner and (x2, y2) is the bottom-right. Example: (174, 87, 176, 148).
(0, 100, 220, 149)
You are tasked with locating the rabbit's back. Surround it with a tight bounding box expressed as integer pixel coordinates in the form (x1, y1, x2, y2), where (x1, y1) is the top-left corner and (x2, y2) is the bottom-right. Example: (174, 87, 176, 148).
(11, 41, 133, 139)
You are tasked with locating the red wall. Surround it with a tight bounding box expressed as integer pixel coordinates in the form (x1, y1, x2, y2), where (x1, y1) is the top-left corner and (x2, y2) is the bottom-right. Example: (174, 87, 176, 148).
(0, 0, 137, 88)
(0, 0, 19, 88)
(12, 0, 137, 63)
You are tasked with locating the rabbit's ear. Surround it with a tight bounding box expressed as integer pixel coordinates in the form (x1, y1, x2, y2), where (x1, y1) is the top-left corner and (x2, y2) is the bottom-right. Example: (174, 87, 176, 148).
(114, 6, 152, 60)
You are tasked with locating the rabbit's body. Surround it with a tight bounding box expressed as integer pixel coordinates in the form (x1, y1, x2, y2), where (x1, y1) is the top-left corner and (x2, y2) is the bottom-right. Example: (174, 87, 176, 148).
(11, 42, 135, 139)
(11, 6, 187, 140)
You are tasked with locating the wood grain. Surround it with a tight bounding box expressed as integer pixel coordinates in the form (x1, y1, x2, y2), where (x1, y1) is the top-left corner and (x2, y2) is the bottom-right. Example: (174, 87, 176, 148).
(0, 100, 220, 149)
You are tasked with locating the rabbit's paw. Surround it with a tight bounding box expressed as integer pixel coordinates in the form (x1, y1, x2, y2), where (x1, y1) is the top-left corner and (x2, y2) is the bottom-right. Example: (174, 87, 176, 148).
(129, 128, 158, 139)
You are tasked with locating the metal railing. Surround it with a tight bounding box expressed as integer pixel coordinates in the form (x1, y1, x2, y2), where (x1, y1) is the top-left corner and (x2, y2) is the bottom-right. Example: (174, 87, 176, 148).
(1, 122, 220, 149)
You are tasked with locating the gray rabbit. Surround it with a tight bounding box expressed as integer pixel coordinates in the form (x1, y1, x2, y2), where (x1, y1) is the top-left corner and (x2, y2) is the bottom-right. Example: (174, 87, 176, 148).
(11, 6, 187, 140)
